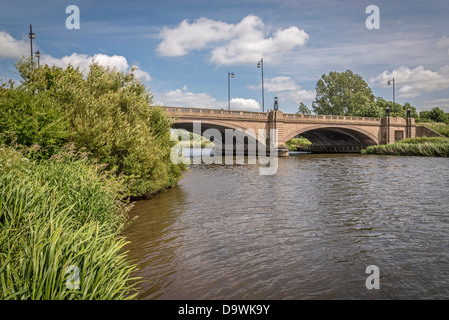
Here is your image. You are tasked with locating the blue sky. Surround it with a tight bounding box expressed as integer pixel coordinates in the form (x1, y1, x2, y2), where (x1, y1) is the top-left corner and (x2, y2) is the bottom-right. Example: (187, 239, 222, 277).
(1, 0, 449, 114)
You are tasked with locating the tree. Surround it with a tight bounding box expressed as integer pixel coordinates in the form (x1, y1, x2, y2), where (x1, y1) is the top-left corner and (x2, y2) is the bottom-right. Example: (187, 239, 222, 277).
(312, 70, 375, 116)
(1, 58, 185, 197)
(297, 102, 311, 114)
(428, 107, 448, 123)
(373, 98, 418, 118)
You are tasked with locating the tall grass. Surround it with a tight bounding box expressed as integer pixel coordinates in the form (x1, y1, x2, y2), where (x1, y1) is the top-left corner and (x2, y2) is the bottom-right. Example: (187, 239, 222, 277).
(362, 137, 449, 157)
(0, 145, 140, 299)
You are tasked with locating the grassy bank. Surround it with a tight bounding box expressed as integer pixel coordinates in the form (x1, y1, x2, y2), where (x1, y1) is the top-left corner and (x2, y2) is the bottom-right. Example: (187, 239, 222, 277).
(362, 137, 449, 157)
(0, 145, 139, 299)
(286, 136, 312, 151)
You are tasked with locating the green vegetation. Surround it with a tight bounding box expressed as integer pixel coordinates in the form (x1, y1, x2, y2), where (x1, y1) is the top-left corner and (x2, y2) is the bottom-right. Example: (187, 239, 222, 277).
(312, 70, 377, 116)
(303, 70, 420, 119)
(362, 137, 449, 157)
(0, 59, 187, 299)
(0, 145, 139, 299)
(286, 136, 312, 151)
(297, 102, 311, 115)
(1, 58, 185, 197)
(419, 107, 448, 123)
(173, 130, 214, 149)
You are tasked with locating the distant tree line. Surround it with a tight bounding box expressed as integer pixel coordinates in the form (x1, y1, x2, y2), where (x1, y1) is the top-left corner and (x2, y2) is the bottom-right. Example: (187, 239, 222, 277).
(297, 70, 447, 123)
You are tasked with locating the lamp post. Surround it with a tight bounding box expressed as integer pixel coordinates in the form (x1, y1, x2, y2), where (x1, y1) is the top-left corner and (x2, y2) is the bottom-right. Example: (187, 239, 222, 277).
(35, 50, 40, 67)
(228, 72, 234, 110)
(257, 58, 264, 112)
(387, 78, 395, 116)
(28, 24, 35, 60)
(386, 105, 390, 143)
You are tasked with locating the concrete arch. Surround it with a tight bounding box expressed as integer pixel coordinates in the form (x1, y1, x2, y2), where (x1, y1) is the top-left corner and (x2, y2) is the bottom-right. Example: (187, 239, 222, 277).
(284, 124, 379, 146)
(172, 119, 267, 148)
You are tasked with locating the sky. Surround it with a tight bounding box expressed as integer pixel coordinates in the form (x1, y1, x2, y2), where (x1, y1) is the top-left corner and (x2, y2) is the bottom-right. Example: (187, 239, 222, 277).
(1, 0, 449, 114)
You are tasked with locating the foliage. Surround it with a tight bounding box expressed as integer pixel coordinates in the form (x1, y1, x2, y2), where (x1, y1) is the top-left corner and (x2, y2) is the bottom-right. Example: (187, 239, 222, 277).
(362, 137, 449, 157)
(1, 59, 185, 197)
(297, 102, 311, 115)
(419, 107, 448, 123)
(312, 70, 375, 116)
(285, 136, 312, 151)
(0, 145, 140, 299)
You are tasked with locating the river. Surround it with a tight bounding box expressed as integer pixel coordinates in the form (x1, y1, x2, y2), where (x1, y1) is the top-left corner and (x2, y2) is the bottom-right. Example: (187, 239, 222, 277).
(123, 152, 449, 299)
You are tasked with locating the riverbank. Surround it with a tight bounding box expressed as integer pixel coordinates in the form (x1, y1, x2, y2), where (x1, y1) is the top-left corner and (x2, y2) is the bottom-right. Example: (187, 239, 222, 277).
(0, 60, 186, 299)
(0, 145, 140, 299)
(362, 137, 449, 157)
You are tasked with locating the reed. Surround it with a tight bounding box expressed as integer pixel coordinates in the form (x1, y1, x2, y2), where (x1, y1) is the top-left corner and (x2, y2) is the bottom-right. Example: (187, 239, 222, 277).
(0, 145, 140, 299)
(362, 137, 449, 157)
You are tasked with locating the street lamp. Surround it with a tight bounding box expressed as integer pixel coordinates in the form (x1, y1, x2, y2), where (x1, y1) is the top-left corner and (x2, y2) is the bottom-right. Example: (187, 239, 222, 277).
(228, 72, 234, 110)
(35, 50, 40, 67)
(387, 78, 395, 116)
(257, 58, 264, 112)
(274, 96, 278, 111)
(28, 24, 35, 59)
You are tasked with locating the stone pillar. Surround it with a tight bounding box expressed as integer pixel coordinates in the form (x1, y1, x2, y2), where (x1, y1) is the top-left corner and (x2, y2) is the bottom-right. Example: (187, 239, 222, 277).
(406, 117, 416, 139)
(380, 117, 391, 144)
(268, 110, 289, 156)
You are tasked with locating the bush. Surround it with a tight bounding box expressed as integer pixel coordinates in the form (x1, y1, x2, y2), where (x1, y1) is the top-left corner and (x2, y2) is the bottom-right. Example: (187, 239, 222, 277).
(1, 59, 185, 197)
(362, 138, 449, 157)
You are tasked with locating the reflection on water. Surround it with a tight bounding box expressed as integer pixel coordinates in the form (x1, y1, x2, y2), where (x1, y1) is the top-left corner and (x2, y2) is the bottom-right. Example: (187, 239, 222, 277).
(123, 153, 449, 299)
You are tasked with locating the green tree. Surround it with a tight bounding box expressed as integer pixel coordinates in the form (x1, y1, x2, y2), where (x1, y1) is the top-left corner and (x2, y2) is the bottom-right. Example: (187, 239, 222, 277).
(297, 102, 311, 114)
(1, 58, 185, 197)
(428, 107, 448, 123)
(312, 70, 375, 116)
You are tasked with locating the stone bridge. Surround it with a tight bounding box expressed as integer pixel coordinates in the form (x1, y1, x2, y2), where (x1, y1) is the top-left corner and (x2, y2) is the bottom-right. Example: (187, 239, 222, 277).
(164, 106, 418, 156)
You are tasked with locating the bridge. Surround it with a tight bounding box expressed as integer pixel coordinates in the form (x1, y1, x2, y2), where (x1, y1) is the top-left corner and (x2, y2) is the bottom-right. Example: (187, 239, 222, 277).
(164, 106, 437, 156)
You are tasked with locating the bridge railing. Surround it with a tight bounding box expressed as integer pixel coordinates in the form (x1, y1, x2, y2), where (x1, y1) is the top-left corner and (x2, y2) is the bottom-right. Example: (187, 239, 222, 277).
(163, 106, 383, 122)
(283, 114, 381, 122)
(163, 107, 268, 117)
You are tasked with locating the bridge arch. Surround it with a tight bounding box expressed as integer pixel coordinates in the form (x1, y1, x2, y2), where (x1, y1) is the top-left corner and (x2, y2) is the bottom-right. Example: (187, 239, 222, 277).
(284, 124, 379, 147)
(172, 119, 267, 150)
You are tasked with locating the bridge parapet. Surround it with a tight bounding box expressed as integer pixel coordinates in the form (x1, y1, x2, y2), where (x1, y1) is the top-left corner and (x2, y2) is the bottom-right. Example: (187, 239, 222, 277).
(163, 106, 267, 117)
(283, 113, 382, 123)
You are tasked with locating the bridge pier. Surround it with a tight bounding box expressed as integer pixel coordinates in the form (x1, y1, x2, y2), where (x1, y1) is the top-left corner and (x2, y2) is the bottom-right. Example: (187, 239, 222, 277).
(267, 110, 289, 157)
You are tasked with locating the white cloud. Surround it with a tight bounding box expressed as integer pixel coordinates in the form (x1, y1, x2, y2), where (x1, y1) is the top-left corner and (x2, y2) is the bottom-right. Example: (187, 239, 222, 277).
(156, 87, 260, 110)
(230, 98, 260, 110)
(156, 15, 309, 65)
(41, 53, 151, 81)
(0, 31, 31, 59)
(423, 98, 449, 111)
(370, 65, 449, 98)
(249, 76, 315, 103)
(156, 87, 226, 109)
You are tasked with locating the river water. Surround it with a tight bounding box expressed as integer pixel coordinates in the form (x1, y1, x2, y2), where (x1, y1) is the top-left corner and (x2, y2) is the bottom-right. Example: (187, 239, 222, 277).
(123, 153, 449, 299)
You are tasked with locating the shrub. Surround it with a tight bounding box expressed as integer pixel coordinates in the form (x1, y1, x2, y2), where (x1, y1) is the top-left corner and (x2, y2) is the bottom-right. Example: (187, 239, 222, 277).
(1, 59, 185, 197)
